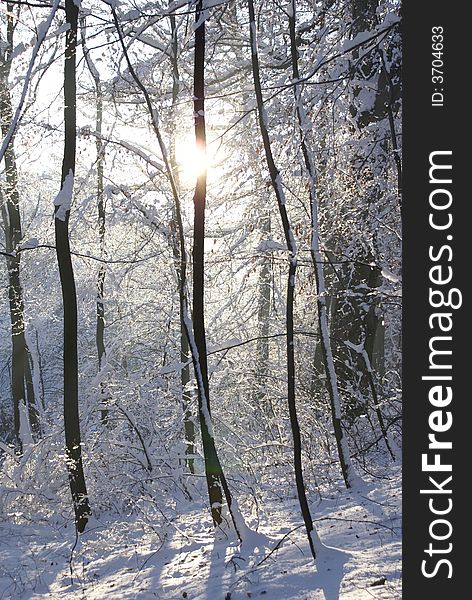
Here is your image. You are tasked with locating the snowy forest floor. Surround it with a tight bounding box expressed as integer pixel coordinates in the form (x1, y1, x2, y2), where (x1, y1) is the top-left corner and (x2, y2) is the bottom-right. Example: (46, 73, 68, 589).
(0, 465, 401, 599)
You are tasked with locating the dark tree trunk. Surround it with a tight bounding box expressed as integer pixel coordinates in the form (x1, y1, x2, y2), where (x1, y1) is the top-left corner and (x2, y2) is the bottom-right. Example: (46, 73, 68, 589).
(364, 264, 385, 376)
(95, 86, 108, 424)
(326, 255, 394, 459)
(192, 0, 226, 527)
(248, 0, 321, 561)
(55, 0, 90, 533)
(255, 209, 271, 405)
(0, 5, 39, 447)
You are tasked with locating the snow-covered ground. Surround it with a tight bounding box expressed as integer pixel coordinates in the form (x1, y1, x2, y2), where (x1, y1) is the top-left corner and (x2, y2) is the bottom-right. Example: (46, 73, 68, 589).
(0, 466, 401, 599)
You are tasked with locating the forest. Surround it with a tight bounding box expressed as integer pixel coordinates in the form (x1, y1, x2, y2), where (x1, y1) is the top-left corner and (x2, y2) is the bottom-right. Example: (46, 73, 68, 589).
(0, 0, 401, 598)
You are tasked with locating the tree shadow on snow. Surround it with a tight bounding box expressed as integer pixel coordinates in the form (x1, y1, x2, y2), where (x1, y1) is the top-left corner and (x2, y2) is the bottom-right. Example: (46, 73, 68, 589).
(314, 546, 351, 600)
(216, 533, 352, 600)
(204, 521, 272, 599)
(199, 517, 352, 600)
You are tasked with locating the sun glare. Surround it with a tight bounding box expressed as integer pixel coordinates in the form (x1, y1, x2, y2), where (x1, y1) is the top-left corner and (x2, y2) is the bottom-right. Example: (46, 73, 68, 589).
(176, 138, 210, 182)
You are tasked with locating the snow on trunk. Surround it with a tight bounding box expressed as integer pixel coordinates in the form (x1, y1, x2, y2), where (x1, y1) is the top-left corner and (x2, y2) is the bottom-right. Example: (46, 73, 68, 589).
(54, 169, 74, 221)
(182, 311, 214, 438)
(19, 400, 33, 450)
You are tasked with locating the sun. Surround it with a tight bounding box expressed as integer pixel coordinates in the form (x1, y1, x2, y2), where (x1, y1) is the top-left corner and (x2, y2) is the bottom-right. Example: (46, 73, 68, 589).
(175, 137, 210, 182)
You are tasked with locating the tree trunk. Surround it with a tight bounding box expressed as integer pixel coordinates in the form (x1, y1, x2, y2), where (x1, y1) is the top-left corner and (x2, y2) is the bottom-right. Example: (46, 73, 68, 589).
(81, 21, 109, 425)
(255, 208, 271, 404)
(169, 11, 195, 473)
(325, 0, 399, 452)
(192, 0, 226, 527)
(0, 4, 39, 447)
(287, 0, 361, 488)
(55, 0, 90, 533)
(248, 0, 322, 561)
(326, 255, 394, 459)
(111, 3, 242, 537)
(94, 82, 108, 424)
